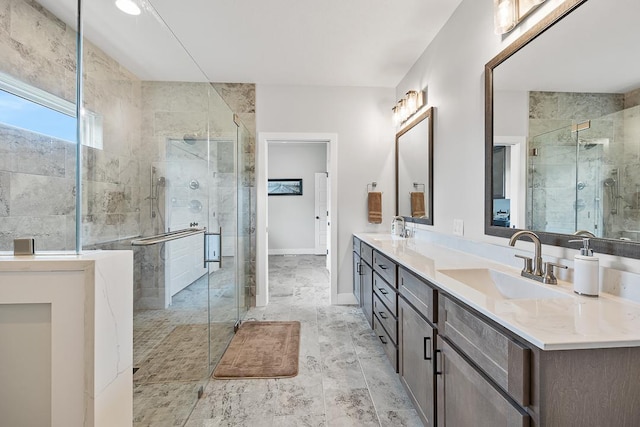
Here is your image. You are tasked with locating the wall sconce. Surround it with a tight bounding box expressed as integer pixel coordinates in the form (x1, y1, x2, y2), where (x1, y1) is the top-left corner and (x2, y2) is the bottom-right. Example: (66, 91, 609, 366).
(392, 90, 425, 126)
(494, 0, 548, 35)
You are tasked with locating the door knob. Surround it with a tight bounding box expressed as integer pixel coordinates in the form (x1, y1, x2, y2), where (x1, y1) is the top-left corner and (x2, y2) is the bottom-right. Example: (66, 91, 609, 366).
(316, 216, 320, 219)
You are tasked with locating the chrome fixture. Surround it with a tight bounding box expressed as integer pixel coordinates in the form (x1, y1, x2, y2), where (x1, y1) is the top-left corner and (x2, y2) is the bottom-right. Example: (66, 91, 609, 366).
(391, 215, 406, 238)
(509, 230, 566, 284)
(189, 179, 200, 190)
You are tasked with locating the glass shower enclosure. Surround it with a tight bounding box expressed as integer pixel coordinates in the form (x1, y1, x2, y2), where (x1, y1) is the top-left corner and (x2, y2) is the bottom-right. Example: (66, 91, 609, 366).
(0, 0, 249, 424)
(528, 104, 640, 241)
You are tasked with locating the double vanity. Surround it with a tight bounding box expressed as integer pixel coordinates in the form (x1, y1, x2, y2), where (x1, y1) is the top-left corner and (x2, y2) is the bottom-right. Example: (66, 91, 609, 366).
(353, 232, 640, 427)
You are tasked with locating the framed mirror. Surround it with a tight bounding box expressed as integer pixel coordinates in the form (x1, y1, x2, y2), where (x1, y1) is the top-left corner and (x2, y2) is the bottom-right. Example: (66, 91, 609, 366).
(485, 0, 640, 258)
(396, 107, 434, 225)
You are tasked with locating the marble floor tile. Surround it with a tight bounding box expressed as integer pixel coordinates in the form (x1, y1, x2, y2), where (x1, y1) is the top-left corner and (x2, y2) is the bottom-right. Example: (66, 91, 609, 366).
(166, 254, 421, 427)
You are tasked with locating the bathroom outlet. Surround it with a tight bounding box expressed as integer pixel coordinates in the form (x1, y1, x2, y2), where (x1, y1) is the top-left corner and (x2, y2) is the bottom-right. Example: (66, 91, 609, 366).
(453, 219, 464, 236)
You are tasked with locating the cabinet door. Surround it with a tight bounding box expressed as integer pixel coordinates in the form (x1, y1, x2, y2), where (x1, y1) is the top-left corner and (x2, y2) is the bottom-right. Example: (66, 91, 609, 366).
(436, 336, 529, 427)
(353, 252, 361, 304)
(399, 298, 435, 426)
(361, 262, 373, 327)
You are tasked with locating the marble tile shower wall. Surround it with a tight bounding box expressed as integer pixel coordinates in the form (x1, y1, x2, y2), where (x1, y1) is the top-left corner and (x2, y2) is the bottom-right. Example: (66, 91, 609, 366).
(528, 91, 640, 238)
(1, 0, 257, 308)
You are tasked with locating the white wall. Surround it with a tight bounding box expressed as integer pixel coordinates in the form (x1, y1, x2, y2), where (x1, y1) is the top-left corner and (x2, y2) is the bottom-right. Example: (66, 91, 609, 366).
(257, 85, 396, 294)
(268, 142, 326, 253)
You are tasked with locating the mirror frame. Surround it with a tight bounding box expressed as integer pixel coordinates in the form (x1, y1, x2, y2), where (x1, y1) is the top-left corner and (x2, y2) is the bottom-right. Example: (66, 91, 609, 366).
(485, 0, 640, 259)
(396, 107, 434, 226)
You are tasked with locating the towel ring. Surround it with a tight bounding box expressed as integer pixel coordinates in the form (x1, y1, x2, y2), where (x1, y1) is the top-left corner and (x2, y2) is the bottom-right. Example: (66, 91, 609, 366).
(367, 182, 378, 192)
(413, 182, 425, 192)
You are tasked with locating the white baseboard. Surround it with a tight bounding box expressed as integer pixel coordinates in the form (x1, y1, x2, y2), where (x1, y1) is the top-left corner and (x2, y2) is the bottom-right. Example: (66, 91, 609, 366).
(336, 292, 358, 305)
(268, 248, 317, 255)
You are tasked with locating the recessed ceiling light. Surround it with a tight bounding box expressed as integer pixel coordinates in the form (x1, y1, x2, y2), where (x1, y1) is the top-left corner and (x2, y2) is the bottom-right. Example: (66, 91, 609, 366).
(115, 0, 141, 16)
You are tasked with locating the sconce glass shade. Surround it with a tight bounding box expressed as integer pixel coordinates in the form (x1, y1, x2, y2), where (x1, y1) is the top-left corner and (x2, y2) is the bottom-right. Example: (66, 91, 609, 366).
(405, 91, 418, 112)
(115, 0, 141, 15)
(494, 0, 516, 34)
(392, 106, 399, 125)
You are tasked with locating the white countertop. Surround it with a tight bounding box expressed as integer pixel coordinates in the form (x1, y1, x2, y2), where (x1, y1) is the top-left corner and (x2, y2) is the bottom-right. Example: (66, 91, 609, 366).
(355, 232, 640, 351)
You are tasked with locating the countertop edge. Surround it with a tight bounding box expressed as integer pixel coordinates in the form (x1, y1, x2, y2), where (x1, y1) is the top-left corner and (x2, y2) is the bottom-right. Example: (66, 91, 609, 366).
(354, 232, 640, 352)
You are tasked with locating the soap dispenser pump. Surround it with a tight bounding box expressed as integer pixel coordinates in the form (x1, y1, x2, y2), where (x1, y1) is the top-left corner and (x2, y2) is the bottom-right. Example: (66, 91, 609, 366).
(569, 238, 599, 297)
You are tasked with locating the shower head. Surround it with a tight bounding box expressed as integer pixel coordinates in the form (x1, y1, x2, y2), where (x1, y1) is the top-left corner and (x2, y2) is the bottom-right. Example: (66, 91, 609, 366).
(157, 176, 166, 186)
(603, 178, 616, 187)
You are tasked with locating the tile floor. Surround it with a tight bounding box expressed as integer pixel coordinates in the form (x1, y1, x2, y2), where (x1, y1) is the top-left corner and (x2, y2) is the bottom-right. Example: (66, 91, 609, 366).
(184, 255, 423, 427)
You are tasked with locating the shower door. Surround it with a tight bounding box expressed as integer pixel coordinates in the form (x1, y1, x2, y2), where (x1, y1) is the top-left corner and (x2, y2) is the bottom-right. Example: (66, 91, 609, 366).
(574, 122, 604, 237)
(205, 134, 240, 372)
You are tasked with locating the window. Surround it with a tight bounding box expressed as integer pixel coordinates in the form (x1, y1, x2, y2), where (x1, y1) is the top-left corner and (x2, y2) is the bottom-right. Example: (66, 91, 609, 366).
(0, 71, 102, 148)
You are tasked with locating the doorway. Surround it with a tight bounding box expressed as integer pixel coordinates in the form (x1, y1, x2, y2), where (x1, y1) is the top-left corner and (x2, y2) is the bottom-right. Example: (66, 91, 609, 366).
(257, 133, 338, 307)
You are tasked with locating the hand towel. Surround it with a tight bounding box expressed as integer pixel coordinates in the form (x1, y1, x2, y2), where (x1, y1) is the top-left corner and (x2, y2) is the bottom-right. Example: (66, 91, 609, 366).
(411, 192, 426, 218)
(368, 192, 382, 224)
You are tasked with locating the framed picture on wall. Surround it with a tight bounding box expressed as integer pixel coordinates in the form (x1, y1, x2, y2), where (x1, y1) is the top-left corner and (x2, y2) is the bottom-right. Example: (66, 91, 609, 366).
(268, 178, 303, 196)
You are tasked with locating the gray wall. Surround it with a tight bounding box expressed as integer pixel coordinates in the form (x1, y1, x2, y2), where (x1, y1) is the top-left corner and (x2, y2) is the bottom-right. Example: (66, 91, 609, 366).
(268, 143, 327, 253)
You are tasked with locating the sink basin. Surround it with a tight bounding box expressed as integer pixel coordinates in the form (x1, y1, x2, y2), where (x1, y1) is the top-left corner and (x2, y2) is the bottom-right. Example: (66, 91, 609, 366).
(438, 268, 570, 300)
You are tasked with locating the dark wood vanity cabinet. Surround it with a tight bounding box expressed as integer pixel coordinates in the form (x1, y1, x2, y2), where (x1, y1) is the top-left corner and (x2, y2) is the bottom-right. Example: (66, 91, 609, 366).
(398, 267, 438, 426)
(437, 294, 530, 426)
(399, 297, 436, 426)
(355, 237, 640, 427)
(436, 336, 530, 427)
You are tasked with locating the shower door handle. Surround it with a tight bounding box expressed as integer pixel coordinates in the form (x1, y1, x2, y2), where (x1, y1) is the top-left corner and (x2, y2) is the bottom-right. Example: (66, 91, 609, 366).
(204, 227, 222, 268)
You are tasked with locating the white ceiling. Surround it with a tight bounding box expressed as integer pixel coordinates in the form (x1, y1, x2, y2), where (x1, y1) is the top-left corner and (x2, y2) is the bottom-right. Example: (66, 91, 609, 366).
(40, 0, 464, 87)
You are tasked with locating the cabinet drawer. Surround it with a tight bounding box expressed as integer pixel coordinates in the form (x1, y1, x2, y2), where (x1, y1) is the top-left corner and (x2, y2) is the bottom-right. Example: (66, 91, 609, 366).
(439, 295, 530, 407)
(373, 272, 397, 315)
(373, 293, 397, 344)
(374, 314, 397, 372)
(361, 243, 373, 267)
(353, 236, 361, 255)
(373, 251, 397, 287)
(399, 267, 437, 323)
(437, 336, 530, 427)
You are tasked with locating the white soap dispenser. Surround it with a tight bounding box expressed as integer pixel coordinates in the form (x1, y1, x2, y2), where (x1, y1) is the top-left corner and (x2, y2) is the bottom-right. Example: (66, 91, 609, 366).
(569, 238, 599, 297)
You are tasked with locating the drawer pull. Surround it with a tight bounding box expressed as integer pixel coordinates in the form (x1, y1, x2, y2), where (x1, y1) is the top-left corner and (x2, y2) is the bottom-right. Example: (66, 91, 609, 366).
(378, 288, 389, 295)
(378, 264, 388, 270)
(379, 311, 388, 319)
(435, 349, 443, 375)
(379, 335, 388, 345)
(423, 336, 432, 360)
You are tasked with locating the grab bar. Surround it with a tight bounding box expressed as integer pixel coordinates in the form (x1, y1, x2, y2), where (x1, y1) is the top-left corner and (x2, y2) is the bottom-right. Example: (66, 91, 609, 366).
(131, 227, 206, 246)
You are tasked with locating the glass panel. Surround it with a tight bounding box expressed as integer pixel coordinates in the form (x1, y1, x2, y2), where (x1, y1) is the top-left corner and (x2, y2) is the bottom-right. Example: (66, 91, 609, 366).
(78, 1, 242, 424)
(528, 124, 575, 234)
(208, 89, 238, 370)
(0, 0, 78, 253)
(237, 121, 251, 319)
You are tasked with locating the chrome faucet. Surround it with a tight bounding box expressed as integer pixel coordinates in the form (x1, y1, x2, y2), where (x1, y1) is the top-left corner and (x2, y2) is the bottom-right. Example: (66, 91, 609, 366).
(509, 230, 566, 285)
(391, 216, 406, 237)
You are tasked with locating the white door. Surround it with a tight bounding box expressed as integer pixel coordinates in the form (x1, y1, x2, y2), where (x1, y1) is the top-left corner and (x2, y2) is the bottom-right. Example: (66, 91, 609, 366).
(315, 172, 328, 255)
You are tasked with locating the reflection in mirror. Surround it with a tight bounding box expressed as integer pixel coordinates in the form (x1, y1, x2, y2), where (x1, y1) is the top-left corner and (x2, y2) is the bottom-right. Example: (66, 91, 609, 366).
(396, 107, 434, 225)
(486, 0, 640, 258)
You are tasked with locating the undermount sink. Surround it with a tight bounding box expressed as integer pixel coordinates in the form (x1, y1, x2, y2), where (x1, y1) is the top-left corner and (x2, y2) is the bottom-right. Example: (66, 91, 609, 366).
(438, 268, 570, 300)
